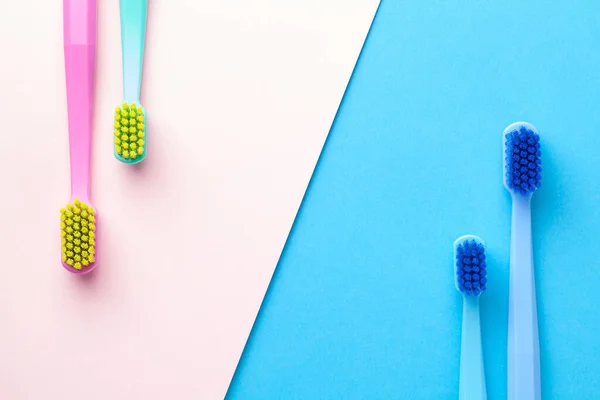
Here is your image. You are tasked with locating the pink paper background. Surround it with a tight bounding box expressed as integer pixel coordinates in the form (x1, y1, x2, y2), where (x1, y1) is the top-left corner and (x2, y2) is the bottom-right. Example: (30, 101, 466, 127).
(0, 0, 379, 398)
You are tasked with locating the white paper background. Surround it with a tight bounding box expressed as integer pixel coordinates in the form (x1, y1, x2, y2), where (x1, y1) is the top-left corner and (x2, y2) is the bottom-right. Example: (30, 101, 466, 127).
(0, 1, 379, 398)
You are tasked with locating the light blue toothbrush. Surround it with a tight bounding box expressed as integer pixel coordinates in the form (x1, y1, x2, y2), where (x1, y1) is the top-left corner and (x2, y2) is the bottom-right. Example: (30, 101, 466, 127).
(454, 235, 488, 400)
(503, 122, 542, 400)
(113, 0, 148, 164)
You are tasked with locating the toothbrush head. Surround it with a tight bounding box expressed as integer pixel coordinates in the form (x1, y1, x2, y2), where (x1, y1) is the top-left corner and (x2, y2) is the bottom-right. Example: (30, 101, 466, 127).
(60, 198, 97, 273)
(454, 235, 487, 296)
(503, 122, 541, 196)
(114, 102, 146, 164)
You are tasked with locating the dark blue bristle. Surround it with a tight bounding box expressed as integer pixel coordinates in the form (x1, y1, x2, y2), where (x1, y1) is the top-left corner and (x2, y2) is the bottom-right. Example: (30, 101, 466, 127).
(505, 126, 541, 195)
(456, 240, 487, 296)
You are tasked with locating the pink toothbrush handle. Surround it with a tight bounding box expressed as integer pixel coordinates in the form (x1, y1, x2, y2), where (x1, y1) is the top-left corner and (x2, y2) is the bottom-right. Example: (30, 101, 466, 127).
(63, 0, 97, 198)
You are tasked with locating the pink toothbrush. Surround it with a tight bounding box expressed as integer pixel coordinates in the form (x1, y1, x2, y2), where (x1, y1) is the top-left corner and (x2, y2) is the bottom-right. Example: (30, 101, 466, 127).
(60, 0, 98, 274)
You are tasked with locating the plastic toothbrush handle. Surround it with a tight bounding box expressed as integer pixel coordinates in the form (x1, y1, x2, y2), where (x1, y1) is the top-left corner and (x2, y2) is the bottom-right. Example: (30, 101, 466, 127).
(459, 296, 487, 400)
(63, 0, 96, 199)
(120, 0, 148, 103)
(507, 195, 541, 400)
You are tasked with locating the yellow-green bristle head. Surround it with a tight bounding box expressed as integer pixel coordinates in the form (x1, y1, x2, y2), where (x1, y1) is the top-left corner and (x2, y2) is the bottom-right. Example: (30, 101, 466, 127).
(114, 102, 146, 162)
(61, 198, 96, 270)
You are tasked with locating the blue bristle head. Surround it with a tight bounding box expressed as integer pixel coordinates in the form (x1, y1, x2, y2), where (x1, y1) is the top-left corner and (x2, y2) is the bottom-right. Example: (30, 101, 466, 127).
(504, 125, 541, 196)
(455, 240, 487, 296)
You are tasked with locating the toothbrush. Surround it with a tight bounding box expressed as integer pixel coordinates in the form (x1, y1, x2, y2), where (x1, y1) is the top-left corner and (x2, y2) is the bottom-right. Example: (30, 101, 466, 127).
(503, 122, 542, 400)
(454, 235, 488, 400)
(61, 0, 98, 273)
(114, 0, 148, 163)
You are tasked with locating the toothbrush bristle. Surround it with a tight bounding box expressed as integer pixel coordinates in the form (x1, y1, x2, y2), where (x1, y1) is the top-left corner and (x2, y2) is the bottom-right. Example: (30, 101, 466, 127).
(60, 198, 96, 270)
(504, 126, 541, 195)
(114, 102, 145, 161)
(456, 240, 487, 296)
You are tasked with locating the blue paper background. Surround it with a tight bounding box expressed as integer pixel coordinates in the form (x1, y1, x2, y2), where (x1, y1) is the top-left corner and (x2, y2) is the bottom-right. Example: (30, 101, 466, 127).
(227, 1, 600, 398)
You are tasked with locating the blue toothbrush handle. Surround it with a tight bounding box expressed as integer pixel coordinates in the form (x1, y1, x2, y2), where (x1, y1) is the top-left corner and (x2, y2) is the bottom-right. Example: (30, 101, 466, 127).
(120, 0, 148, 102)
(507, 196, 541, 400)
(459, 296, 487, 400)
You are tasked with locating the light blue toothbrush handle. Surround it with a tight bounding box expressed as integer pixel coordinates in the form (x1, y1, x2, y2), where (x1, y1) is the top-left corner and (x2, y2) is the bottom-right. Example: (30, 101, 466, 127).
(507, 196, 541, 400)
(120, 0, 148, 102)
(459, 297, 487, 400)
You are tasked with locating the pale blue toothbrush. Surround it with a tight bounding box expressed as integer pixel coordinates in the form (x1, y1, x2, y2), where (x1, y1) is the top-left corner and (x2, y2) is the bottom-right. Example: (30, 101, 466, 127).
(454, 235, 488, 400)
(503, 121, 542, 400)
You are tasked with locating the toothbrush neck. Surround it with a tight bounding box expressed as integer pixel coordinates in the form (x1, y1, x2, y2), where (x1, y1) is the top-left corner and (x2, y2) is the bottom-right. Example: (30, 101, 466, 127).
(64, 0, 96, 200)
(511, 194, 532, 240)
(507, 192, 540, 399)
(120, 0, 148, 103)
(123, 61, 141, 103)
(463, 294, 480, 308)
(64, 44, 95, 200)
(459, 295, 486, 400)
